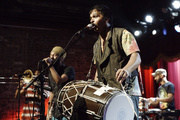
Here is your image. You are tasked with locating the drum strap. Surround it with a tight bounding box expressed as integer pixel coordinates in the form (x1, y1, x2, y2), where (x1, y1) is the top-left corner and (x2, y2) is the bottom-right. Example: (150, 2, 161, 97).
(86, 57, 94, 80)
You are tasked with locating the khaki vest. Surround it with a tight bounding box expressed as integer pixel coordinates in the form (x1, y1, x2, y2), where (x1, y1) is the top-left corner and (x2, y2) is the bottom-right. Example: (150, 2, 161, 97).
(93, 28, 138, 90)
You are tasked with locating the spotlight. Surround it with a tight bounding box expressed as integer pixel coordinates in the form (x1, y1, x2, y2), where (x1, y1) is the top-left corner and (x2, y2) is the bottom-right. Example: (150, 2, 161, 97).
(152, 30, 157, 35)
(171, 12, 179, 17)
(145, 15, 153, 23)
(134, 30, 142, 37)
(172, 0, 180, 9)
(152, 29, 160, 35)
(174, 24, 180, 33)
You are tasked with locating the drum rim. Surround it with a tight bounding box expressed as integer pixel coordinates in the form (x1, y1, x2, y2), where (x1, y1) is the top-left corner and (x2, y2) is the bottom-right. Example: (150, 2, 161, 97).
(103, 92, 134, 120)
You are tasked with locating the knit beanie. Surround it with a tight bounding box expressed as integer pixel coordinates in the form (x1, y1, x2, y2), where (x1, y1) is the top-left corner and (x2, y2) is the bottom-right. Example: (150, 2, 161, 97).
(51, 46, 67, 59)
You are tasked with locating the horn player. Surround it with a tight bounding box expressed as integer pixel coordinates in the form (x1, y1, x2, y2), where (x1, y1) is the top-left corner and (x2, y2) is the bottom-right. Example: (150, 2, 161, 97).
(15, 69, 41, 120)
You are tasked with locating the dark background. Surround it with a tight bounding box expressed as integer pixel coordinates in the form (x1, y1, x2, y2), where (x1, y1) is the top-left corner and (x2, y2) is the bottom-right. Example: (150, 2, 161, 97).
(0, 0, 180, 119)
(0, 0, 180, 73)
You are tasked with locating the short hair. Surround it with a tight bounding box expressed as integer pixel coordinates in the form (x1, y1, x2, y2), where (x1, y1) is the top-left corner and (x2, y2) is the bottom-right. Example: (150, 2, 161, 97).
(89, 5, 113, 25)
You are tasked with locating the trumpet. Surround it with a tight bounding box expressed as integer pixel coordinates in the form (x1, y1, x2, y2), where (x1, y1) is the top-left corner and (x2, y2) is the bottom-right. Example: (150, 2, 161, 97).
(22, 69, 34, 83)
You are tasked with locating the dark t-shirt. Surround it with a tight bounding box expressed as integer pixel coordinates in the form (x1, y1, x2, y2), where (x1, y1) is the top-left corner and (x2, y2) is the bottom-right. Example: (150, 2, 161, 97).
(48, 65, 75, 94)
(48, 65, 75, 118)
(157, 81, 175, 110)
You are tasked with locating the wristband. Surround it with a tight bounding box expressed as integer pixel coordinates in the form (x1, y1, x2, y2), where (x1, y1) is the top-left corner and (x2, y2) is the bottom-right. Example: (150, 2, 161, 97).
(124, 69, 130, 76)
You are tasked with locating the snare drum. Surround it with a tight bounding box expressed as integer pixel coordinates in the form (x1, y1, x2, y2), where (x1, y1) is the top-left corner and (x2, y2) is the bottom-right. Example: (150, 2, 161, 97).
(57, 80, 134, 120)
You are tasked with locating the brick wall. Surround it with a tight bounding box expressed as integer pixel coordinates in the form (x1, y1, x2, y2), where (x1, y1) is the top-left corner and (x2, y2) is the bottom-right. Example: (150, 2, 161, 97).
(0, 25, 98, 119)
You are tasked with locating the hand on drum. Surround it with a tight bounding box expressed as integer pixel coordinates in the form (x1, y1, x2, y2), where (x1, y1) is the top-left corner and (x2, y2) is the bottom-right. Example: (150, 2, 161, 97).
(115, 68, 129, 83)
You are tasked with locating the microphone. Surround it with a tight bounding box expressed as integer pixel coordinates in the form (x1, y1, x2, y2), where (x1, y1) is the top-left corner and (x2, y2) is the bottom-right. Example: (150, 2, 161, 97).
(77, 23, 94, 34)
(41, 58, 53, 64)
(85, 23, 94, 30)
(47, 58, 53, 63)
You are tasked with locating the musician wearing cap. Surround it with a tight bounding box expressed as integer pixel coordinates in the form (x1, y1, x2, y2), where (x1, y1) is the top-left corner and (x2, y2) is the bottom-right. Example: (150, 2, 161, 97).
(44, 46, 75, 120)
(147, 68, 176, 120)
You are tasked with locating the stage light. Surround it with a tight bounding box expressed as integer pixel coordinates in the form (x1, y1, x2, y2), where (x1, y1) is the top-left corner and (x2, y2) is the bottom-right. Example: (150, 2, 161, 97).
(145, 15, 153, 23)
(172, 0, 180, 9)
(174, 24, 180, 33)
(152, 30, 157, 35)
(134, 30, 142, 37)
(136, 20, 147, 25)
(163, 28, 167, 35)
(171, 12, 179, 17)
(152, 29, 160, 36)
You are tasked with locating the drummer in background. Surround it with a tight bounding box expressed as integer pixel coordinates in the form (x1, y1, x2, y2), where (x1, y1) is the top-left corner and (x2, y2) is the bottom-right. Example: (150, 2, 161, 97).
(147, 68, 176, 120)
(14, 70, 41, 120)
(43, 46, 75, 120)
(90, 5, 142, 120)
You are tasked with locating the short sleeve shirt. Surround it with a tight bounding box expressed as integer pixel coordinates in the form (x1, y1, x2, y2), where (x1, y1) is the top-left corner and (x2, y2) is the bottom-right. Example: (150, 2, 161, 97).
(157, 81, 175, 110)
(122, 29, 140, 56)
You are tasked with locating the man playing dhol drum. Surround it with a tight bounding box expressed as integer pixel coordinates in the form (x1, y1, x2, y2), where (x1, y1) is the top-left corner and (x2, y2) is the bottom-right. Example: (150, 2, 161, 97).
(90, 5, 142, 120)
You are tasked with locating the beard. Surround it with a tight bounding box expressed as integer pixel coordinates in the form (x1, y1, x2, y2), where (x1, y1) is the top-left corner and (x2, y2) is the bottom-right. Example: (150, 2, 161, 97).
(157, 77, 163, 83)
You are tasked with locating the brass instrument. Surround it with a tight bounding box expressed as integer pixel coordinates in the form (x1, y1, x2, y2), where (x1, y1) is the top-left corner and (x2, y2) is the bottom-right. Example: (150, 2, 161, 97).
(23, 69, 33, 83)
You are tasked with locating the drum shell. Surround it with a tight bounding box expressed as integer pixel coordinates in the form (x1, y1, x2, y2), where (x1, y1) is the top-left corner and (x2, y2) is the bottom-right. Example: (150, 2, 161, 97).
(57, 80, 133, 120)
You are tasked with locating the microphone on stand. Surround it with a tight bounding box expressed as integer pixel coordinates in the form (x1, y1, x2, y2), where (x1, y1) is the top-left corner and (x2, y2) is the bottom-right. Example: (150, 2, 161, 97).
(77, 23, 94, 34)
(84, 23, 94, 30)
(41, 58, 53, 64)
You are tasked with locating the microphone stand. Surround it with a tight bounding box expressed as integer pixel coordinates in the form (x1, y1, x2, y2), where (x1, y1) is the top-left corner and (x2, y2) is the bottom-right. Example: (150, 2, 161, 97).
(17, 75, 21, 120)
(15, 74, 26, 120)
(24, 27, 88, 120)
(32, 84, 36, 120)
(40, 75, 45, 120)
(31, 81, 41, 120)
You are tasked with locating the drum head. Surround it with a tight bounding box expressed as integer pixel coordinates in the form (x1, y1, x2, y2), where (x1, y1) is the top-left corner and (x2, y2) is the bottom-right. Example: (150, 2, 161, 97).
(103, 92, 134, 120)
